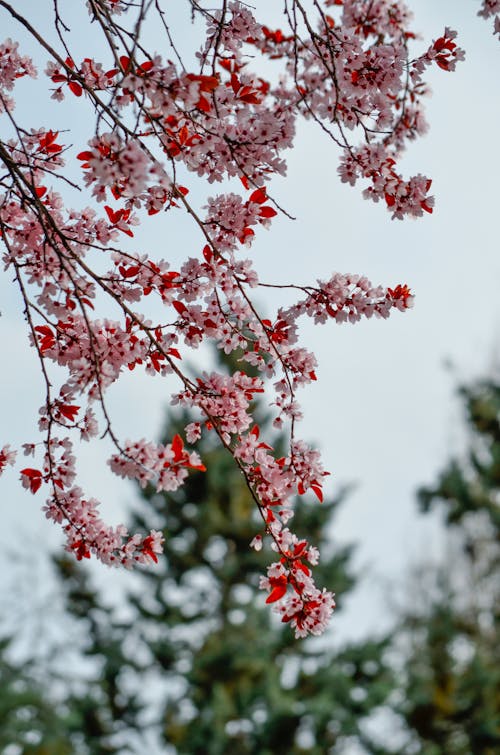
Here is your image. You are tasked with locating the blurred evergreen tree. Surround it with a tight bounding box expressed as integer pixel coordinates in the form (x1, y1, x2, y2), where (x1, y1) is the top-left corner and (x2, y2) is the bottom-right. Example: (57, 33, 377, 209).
(0, 636, 73, 754)
(1, 353, 395, 753)
(393, 379, 500, 754)
(53, 352, 395, 753)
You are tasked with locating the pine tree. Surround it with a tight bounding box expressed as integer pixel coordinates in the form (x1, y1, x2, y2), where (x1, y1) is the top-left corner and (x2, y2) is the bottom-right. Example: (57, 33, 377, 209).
(46, 354, 396, 754)
(393, 379, 500, 754)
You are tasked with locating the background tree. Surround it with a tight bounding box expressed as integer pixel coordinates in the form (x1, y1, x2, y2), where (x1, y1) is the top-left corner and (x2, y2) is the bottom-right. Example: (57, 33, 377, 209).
(392, 378, 500, 754)
(1, 355, 396, 754)
(0, 636, 75, 755)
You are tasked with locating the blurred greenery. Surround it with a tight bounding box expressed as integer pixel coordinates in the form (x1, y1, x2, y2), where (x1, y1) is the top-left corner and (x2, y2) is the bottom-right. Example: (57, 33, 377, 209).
(393, 379, 500, 754)
(2, 370, 498, 754)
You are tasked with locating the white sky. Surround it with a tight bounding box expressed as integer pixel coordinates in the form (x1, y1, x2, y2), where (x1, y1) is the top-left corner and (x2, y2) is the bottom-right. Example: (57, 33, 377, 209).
(0, 0, 499, 646)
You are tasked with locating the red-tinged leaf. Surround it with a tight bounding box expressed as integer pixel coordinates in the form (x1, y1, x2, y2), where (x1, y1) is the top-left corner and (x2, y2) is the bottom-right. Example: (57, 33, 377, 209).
(104, 205, 118, 223)
(71, 540, 90, 560)
(51, 73, 67, 83)
(171, 433, 184, 462)
(240, 175, 250, 190)
(178, 124, 189, 144)
(139, 60, 154, 73)
(297, 481, 306, 496)
(68, 80, 83, 97)
(196, 95, 211, 113)
(53, 478, 65, 490)
(167, 348, 181, 359)
(177, 185, 189, 196)
(385, 193, 396, 207)
(20, 467, 41, 478)
(81, 297, 95, 309)
(203, 318, 217, 329)
(120, 227, 134, 238)
(34, 325, 53, 337)
(77, 150, 94, 161)
(239, 227, 254, 243)
(259, 205, 277, 218)
(266, 584, 287, 604)
(105, 68, 119, 79)
(123, 265, 140, 278)
(119, 56, 131, 71)
(203, 244, 212, 263)
(257, 442, 273, 450)
(35, 186, 47, 198)
(173, 300, 187, 316)
(239, 91, 261, 104)
(311, 484, 323, 503)
(250, 425, 260, 438)
(249, 187, 267, 204)
(421, 201, 433, 214)
(187, 461, 207, 472)
(59, 404, 80, 422)
(230, 73, 240, 94)
(20, 468, 43, 494)
(295, 560, 311, 576)
(309, 371, 317, 381)
(293, 541, 307, 557)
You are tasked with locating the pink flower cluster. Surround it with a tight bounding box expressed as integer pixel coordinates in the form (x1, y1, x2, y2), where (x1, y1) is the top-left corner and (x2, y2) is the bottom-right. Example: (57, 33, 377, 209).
(0, 1, 467, 636)
(478, 1, 500, 37)
(0, 37, 36, 113)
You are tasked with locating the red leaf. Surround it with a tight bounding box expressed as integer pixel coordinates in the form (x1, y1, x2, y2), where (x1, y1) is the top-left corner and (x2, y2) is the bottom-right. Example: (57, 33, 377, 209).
(173, 300, 187, 316)
(259, 205, 277, 218)
(68, 81, 83, 97)
(122, 265, 140, 278)
(59, 404, 80, 422)
(104, 205, 118, 223)
(34, 325, 53, 337)
(196, 95, 211, 113)
(311, 484, 323, 503)
(266, 584, 287, 604)
(249, 187, 267, 204)
(20, 468, 43, 494)
(171, 433, 184, 462)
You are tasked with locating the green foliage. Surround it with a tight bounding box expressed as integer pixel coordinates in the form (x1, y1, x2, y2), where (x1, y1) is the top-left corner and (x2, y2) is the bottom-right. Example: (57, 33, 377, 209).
(395, 379, 500, 755)
(0, 637, 73, 754)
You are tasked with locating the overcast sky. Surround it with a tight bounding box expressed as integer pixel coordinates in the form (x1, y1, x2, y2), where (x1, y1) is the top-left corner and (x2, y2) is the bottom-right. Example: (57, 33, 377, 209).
(1, 0, 499, 647)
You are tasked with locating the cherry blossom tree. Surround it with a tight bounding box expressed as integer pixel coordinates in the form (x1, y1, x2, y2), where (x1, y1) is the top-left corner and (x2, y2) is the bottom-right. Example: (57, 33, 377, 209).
(0, 0, 467, 638)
